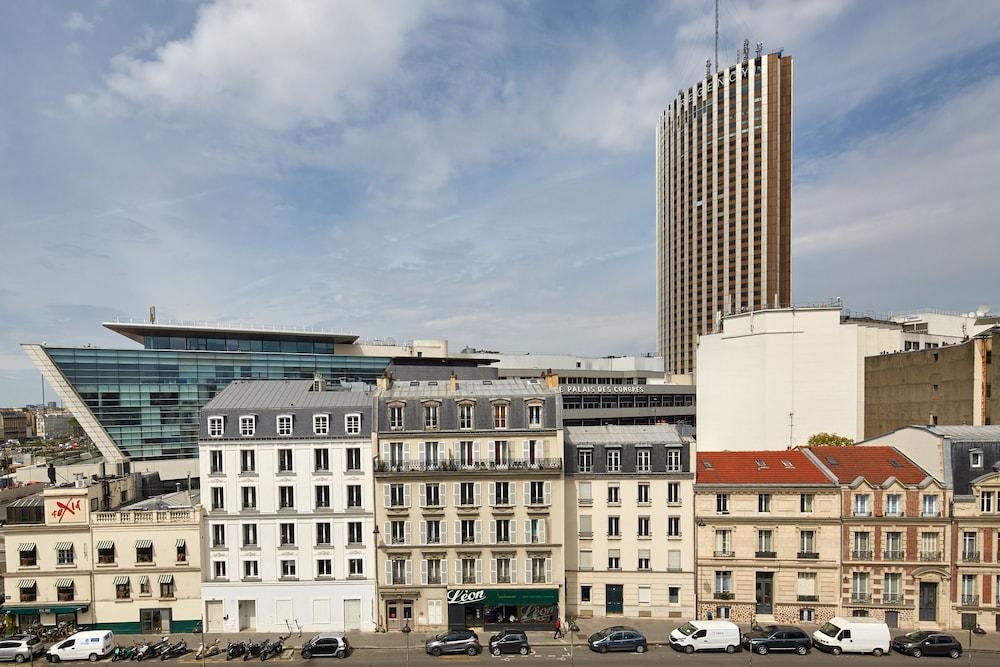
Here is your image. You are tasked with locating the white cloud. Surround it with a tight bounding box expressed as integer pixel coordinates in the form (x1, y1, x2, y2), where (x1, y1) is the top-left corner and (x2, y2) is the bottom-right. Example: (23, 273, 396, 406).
(64, 11, 94, 33)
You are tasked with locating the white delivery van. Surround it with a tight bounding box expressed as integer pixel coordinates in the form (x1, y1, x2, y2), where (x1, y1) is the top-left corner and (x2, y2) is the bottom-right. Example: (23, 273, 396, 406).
(47, 630, 115, 662)
(669, 620, 742, 653)
(812, 617, 890, 656)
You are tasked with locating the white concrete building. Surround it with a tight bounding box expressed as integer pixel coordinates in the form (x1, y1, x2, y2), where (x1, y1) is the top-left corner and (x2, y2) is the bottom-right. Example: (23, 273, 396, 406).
(198, 379, 376, 633)
(696, 306, 969, 451)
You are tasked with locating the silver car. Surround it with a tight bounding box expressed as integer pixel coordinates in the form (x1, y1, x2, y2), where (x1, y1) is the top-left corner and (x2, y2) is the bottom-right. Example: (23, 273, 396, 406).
(0, 636, 44, 663)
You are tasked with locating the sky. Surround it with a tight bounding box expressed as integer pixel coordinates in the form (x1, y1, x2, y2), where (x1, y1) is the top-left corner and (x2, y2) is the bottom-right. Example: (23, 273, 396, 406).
(2, 0, 1000, 407)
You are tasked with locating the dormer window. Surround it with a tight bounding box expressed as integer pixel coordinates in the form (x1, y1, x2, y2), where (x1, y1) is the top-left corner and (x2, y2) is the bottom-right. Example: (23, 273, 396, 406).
(971, 450, 983, 468)
(423, 402, 440, 430)
(458, 402, 475, 430)
(526, 401, 543, 428)
(345, 413, 361, 435)
(313, 414, 329, 436)
(492, 402, 508, 429)
(239, 415, 256, 437)
(207, 416, 225, 438)
(277, 415, 293, 437)
(388, 403, 404, 431)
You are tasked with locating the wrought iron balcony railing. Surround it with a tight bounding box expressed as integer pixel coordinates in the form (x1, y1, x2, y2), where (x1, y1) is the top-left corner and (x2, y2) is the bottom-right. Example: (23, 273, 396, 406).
(376, 458, 563, 473)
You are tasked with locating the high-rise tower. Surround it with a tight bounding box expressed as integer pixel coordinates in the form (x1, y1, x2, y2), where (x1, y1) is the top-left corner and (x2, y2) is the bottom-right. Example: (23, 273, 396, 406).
(656, 48, 792, 376)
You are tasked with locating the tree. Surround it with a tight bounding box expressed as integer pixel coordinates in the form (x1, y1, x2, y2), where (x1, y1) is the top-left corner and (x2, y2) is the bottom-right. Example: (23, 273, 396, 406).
(807, 432, 854, 446)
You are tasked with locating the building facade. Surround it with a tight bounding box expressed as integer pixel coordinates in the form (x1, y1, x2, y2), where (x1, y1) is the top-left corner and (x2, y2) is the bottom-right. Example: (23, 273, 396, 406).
(0, 410, 29, 441)
(199, 379, 377, 633)
(373, 376, 564, 631)
(564, 425, 695, 620)
(656, 49, 793, 376)
(695, 450, 840, 625)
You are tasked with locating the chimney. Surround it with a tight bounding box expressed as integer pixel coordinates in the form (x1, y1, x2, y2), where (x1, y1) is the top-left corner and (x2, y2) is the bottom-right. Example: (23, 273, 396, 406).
(312, 373, 325, 392)
(543, 369, 559, 389)
(449, 371, 458, 392)
(377, 371, 393, 391)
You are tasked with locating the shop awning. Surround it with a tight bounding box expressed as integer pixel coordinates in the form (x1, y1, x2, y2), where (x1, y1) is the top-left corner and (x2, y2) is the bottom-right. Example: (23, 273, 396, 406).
(96, 540, 114, 550)
(484, 589, 558, 605)
(17, 579, 36, 589)
(17, 543, 36, 552)
(55, 579, 75, 588)
(175, 538, 186, 548)
(4, 605, 89, 615)
(135, 539, 152, 549)
(55, 542, 73, 550)
(158, 575, 173, 584)
(113, 576, 129, 585)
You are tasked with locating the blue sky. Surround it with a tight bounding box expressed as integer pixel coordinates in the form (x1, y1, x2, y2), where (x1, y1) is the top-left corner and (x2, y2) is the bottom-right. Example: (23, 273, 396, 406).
(2, 0, 1000, 406)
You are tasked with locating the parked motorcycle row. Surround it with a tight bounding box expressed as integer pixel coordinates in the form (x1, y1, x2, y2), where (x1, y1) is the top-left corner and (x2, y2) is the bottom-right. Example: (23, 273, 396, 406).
(223, 636, 288, 661)
(109, 635, 288, 662)
(110, 636, 189, 662)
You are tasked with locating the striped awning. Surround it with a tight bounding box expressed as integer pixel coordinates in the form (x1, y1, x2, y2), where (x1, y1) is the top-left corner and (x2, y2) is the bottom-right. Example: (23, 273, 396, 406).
(18, 543, 36, 552)
(158, 575, 173, 584)
(135, 539, 153, 549)
(17, 579, 36, 589)
(113, 576, 129, 586)
(175, 538, 186, 548)
(55, 542, 73, 550)
(138, 576, 149, 585)
(96, 540, 114, 550)
(55, 579, 74, 588)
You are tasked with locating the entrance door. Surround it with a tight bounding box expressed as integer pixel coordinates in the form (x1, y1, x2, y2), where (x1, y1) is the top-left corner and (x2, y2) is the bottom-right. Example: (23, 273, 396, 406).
(344, 600, 361, 631)
(428, 600, 443, 626)
(238, 600, 256, 631)
(605, 585, 624, 614)
(755, 573, 774, 614)
(205, 601, 224, 633)
(919, 583, 937, 622)
(140, 608, 169, 634)
(386, 601, 413, 630)
(885, 611, 899, 629)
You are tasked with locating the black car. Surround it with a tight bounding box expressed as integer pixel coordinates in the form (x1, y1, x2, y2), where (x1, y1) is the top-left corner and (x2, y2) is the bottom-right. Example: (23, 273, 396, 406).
(742, 625, 812, 655)
(488, 630, 530, 656)
(891, 632, 962, 659)
(424, 630, 480, 657)
(300, 634, 350, 659)
(587, 627, 647, 654)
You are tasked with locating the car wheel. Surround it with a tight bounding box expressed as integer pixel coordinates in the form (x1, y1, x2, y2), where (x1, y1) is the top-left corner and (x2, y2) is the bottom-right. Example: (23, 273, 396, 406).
(912, 649, 922, 658)
(51, 657, 61, 664)
(430, 648, 442, 657)
(684, 645, 694, 654)
(757, 645, 768, 655)
(873, 648, 884, 657)
(335, 650, 346, 659)
(15, 656, 25, 664)
(518, 647, 528, 656)
(796, 645, 808, 655)
(726, 645, 736, 654)
(599, 646, 608, 654)
(831, 647, 842, 656)
(491, 648, 501, 657)
(466, 647, 478, 656)
(636, 645, 646, 654)
(301, 651, 311, 660)
(949, 649, 960, 659)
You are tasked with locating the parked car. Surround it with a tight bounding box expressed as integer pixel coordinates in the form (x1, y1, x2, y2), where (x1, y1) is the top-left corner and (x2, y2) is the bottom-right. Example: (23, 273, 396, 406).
(891, 632, 962, 659)
(587, 627, 647, 654)
(424, 630, 480, 657)
(488, 630, 529, 656)
(301, 634, 350, 660)
(0, 635, 45, 663)
(742, 625, 812, 655)
(46, 631, 115, 662)
(812, 617, 890, 656)
(669, 620, 741, 654)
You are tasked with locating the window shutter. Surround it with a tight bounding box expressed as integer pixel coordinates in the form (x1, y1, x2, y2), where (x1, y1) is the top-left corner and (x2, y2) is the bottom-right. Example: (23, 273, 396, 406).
(475, 520, 482, 544)
(455, 559, 461, 585)
(474, 483, 481, 506)
(489, 521, 496, 545)
(441, 559, 448, 585)
(544, 481, 551, 505)
(524, 520, 531, 544)
(523, 440, 530, 460)
(510, 558, 517, 585)
(402, 484, 410, 507)
(383, 485, 390, 508)
(524, 559, 531, 584)
(440, 521, 447, 544)
(473, 441, 480, 462)
(419, 484, 426, 508)
(523, 481, 530, 504)
(384, 560, 391, 586)
(489, 483, 496, 506)
(510, 521, 517, 544)
(491, 440, 498, 462)
(539, 519, 546, 543)
(420, 522, 427, 545)
(383, 522, 390, 542)
(421, 560, 428, 585)
(454, 521, 461, 543)
(380, 443, 388, 462)
(418, 442, 425, 464)
(510, 483, 516, 505)
(475, 558, 482, 584)
(490, 559, 497, 584)
(453, 483, 460, 505)
(404, 522, 411, 545)
(402, 443, 410, 461)
(545, 558, 552, 584)
(405, 559, 412, 585)
(439, 483, 446, 505)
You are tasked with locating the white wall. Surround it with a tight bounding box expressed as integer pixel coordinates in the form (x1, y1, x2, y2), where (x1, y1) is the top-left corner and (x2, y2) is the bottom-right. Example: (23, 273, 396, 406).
(202, 581, 375, 633)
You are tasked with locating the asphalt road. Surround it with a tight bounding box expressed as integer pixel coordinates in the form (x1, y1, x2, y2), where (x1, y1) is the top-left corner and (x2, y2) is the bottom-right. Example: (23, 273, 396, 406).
(156, 644, 989, 667)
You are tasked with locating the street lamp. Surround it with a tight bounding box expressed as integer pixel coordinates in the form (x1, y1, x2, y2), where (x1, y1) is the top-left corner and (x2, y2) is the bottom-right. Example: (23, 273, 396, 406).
(402, 622, 412, 667)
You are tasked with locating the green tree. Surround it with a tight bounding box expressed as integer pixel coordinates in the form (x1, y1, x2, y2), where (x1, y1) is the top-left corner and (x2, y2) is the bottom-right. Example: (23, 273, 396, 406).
(807, 432, 854, 446)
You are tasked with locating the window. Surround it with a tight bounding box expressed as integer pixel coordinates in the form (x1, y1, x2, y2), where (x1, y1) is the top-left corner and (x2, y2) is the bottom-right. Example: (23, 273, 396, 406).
(800, 608, 815, 622)
(213, 561, 227, 580)
(494, 519, 511, 544)
(210, 487, 224, 511)
(758, 493, 771, 513)
(666, 448, 682, 472)
(851, 572, 870, 602)
(884, 573, 902, 602)
(716, 494, 729, 514)
(241, 486, 257, 510)
(667, 516, 681, 537)
(800, 493, 814, 513)
(637, 585, 651, 604)
(491, 440, 509, 465)
(279, 486, 295, 509)
(922, 494, 940, 517)
(56, 544, 75, 565)
(715, 571, 732, 595)
(799, 530, 816, 556)
(458, 403, 474, 430)
(530, 481, 547, 505)
(668, 550, 681, 571)
(971, 450, 983, 468)
(459, 482, 477, 506)
(313, 414, 329, 435)
(756, 530, 773, 555)
(493, 558, 512, 584)
(315, 485, 331, 509)
(243, 560, 259, 579)
(278, 449, 294, 472)
(961, 575, 978, 605)
(391, 559, 409, 585)
(240, 449, 256, 473)
(57, 582, 74, 602)
(348, 558, 364, 577)
(424, 520, 442, 545)
(19, 545, 37, 568)
(390, 483, 408, 507)
(853, 494, 871, 517)
(160, 578, 175, 598)
(715, 530, 732, 556)
(317, 559, 333, 577)
(316, 522, 332, 545)
(280, 560, 297, 578)
(608, 516, 620, 537)
(115, 580, 130, 600)
(346, 448, 362, 471)
(853, 531, 872, 559)
(885, 493, 902, 516)
(458, 441, 476, 466)
(638, 516, 651, 537)
(347, 522, 363, 546)
(176, 540, 187, 562)
(581, 585, 592, 603)
(209, 450, 223, 474)
(920, 531, 939, 559)
(638, 549, 651, 570)
(277, 415, 293, 436)
(423, 403, 439, 429)
(577, 449, 593, 472)
(345, 413, 361, 435)
(669, 587, 680, 604)
(579, 514, 592, 536)
(637, 483, 650, 504)
(528, 518, 545, 544)
(239, 415, 255, 436)
(347, 485, 362, 508)
(884, 531, 903, 559)
(391, 520, 409, 545)
(606, 449, 621, 472)
(528, 403, 542, 427)
(388, 405, 404, 430)
(962, 532, 979, 560)
(578, 481, 592, 505)
(279, 523, 296, 546)
(636, 449, 651, 472)
(607, 485, 620, 504)
(531, 557, 548, 583)
(424, 483, 441, 507)
(208, 416, 224, 437)
(493, 481, 511, 505)
(460, 520, 477, 544)
(211, 524, 226, 548)
(242, 524, 258, 547)
(136, 541, 153, 563)
(667, 482, 680, 504)
(492, 403, 508, 429)
(314, 448, 330, 472)
(423, 441, 441, 467)
(96, 543, 114, 565)
(981, 490, 994, 513)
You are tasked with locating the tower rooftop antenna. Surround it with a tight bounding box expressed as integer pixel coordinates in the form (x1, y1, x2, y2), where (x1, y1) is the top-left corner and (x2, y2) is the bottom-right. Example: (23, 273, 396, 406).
(714, 0, 719, 74)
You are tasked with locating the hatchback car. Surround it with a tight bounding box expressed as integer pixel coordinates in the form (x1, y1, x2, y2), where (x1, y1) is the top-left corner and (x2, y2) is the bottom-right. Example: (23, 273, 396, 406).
(0, 636, 45, 663)
(424, 630, 480, 657)
(587, 627, 647, 654)
(891, 632, 962, 659)
(300, 633, 350, 659)
(742, 625, 812, 655)
(488, 630, 529, 656)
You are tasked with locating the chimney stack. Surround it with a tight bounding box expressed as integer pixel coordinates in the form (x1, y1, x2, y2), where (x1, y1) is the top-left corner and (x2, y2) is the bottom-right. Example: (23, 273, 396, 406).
(449, 371, 458, 392)
(543, 369, 559, 389)
(377, 371, 393, 391)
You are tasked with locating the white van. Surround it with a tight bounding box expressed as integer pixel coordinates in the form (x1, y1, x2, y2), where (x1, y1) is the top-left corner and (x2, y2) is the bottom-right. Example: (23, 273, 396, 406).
(47, 631, 115, 662)
(812, 617, 890, 656)
(669, 620, 742, 653)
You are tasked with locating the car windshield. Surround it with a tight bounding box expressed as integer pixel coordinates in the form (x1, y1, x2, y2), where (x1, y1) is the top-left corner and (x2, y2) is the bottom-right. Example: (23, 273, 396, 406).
(818, 622, 842, 638)
(26, 637, 40, 646)
(677, 623, 698, 637)
(904, 632, 930, 642)
(433, 633, 448, 641)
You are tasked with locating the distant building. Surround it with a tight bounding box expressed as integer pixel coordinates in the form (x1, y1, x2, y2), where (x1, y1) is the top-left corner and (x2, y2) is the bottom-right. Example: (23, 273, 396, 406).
(0, 410, 29, 441)
(34, 411, 74, 440)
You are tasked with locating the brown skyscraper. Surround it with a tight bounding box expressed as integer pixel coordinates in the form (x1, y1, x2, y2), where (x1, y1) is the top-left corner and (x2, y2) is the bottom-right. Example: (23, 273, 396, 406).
(656, 50, 792, 376)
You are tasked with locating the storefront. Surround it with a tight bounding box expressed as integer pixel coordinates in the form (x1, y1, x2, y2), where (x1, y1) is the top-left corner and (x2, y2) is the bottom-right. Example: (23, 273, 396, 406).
(446, 589, 558, 631)
(3, 604, 90, 631)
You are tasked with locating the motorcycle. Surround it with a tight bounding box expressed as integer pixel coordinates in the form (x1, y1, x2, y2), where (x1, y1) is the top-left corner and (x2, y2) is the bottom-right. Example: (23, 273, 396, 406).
(196, 639, 221, 660)
(242, 640, 265, 661)
(112, 642, 141, 662)
(226, 641, 247, 661)
(135, 637, 170, 662)
(260, 636, 288, 661)
(160, 639, 188, 661)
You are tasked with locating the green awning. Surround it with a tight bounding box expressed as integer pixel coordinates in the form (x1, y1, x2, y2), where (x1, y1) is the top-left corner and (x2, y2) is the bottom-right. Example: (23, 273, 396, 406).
(55, 542, 73, 550)
(55, 579, 74, 588)
(113, 576, 129, 585)
(5, 605, 89, 615)
(135, 539, 152, 549)
(17, 579, 36, 589)
(484, 588, 558, 605)
(18, 543, 36, 552)
(158, 575, 173, 584)
(96, 541, 114, 550)
(175, 538, 186, 548)
(138, 576, 149, 585)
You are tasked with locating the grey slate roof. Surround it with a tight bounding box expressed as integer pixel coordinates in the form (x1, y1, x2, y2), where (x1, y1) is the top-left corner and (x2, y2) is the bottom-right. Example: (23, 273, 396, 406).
(927, 425, 1000, 441)
(565, 424, 684, 446)
(205, 379, 374, 410)
(381, 378, 553, 399)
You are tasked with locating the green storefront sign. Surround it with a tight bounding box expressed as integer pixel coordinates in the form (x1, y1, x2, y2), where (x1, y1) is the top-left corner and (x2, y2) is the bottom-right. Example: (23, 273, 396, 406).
(485, 589, 558, 605)
(4, 605, 89, 615)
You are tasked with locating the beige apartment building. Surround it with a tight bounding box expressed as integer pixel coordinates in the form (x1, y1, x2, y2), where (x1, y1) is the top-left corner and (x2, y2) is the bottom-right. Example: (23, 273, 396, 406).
(373, 375, 564, 631)
(695, 450, 841, 624)
(953, 467, 1000, 630)
(564, 425, 695, 620)
(2, 479, 202, 633)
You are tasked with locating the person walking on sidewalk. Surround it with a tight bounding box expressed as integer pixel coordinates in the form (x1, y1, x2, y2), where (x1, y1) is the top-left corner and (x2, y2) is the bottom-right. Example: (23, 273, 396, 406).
(553, 617, 562, 639)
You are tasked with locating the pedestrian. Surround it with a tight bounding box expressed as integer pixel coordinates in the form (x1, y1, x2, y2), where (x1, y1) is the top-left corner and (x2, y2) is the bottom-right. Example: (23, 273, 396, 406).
(553, 617, 562, 639)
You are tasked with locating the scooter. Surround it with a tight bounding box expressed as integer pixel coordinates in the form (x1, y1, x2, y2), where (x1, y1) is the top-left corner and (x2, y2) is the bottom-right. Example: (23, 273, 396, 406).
(160, 639, 188, 661)
(196, 639, 221, 660)
(242, 640, 265, 661)
(260, 636, 288, 661)
(225, 641, 246, 661)
(135, 637, 169, 662)
(112, 642, 140, 662)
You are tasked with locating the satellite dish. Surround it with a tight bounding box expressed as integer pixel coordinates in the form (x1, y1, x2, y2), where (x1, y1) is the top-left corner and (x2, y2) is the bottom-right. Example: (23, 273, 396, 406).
(976, 304, 991, 316)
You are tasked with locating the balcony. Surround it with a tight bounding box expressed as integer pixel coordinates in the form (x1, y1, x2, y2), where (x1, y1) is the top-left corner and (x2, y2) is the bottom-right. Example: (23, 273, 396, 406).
(797, 595, 819, 602)
(390, 575, 407, 586)
(850, 593, 872, 604)
(921, 510, 941, 518)
(851, 550, 873, 561)
(713, 550, 734, 558)
(93, 509, 199, 525)
(375, 458, 563, 475)
(962, 551, 981, 563)
(797, 551, 820, 559)
(919, 550, 942, 562)
(882, 593, 903, 605)
(883, 550, 905, 561)
(714, 591, 734, 600)
(961, 595, 980, 607)
(755, 551, 777, 559)
(427, 575, 443, 586)
(853, 510, 872, 518)
(462, 575, 477, 585)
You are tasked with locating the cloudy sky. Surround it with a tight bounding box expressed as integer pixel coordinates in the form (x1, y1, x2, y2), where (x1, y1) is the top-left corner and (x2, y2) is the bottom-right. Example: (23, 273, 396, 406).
(2, 0, 1000, 406)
